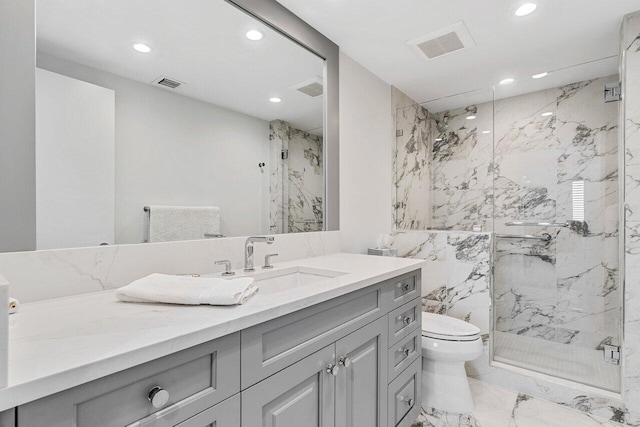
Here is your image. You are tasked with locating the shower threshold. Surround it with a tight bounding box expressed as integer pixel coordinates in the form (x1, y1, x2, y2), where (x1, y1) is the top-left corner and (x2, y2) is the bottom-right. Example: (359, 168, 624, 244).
(493, 331, 620, 393)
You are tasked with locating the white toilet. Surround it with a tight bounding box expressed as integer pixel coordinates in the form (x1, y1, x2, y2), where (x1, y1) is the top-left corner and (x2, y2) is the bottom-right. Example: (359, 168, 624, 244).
(421, 312, 483, 414)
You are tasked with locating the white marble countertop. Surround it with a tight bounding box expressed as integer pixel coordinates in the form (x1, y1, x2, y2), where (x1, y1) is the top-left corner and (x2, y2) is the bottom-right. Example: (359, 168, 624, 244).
(0, 253, 425, 411)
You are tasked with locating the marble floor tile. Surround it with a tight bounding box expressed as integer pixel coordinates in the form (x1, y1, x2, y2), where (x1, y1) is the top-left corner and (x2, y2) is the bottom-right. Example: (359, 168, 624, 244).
(493, 331, 620, 392)
(412, 378, 623, 427)
(509, 394, 624, 427)
(469, 378, 518, 427)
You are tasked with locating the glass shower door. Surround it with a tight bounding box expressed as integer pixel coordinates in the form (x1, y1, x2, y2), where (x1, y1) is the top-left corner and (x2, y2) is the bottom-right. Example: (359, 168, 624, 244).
(491, 60, 622, 392)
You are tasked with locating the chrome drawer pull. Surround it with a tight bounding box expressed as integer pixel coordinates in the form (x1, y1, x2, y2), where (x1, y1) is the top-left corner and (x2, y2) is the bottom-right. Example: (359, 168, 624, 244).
(339, 356, 351, 368)
(396, 315, 412, 325)
(398, 347, 410, 357)
(398, 395, 414, 406)
(326, 364, 340, 376)
(396, 282, 411, 292)
(148, 386, 170, 409)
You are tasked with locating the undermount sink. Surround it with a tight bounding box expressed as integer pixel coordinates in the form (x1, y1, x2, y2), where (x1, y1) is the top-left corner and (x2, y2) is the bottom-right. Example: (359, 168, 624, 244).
(245, 266, 347, 295)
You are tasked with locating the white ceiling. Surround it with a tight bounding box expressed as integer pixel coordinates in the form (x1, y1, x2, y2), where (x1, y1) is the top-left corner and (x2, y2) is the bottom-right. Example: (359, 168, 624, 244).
(277, 0, 640, 110)
(36, 0, 324, 133)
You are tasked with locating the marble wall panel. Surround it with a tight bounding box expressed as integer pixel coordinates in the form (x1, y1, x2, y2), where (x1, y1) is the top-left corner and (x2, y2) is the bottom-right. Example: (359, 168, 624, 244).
(390, 230, 491, 335)
(1, 230, 342, 303)
(492, 75, 620, 353)
(432, 102, 494, 231)
(392, 87, 433, 230)
(269, 120, 323, 233)
(287, 128, 323, 233)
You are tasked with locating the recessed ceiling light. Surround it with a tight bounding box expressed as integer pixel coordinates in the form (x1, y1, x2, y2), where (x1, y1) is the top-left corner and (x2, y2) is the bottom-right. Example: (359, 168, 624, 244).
(515, 3, 537, 17)
(435, 138, 443, 142)
(245, 30, 263, 41)
(132, 43, 151, 53)
(269, 97, 282, 103)
(482, 130, 491, 134)
(499, 78, 515, 85)
(466, 115, 477, 120)
(532, 72, 548, 79)
(541, 111, 553, 117)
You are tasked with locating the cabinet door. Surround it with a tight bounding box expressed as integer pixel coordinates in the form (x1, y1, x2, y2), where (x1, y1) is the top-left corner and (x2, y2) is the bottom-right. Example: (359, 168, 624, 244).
(241, 344, 335, 427)
(335, 317, 388, 427)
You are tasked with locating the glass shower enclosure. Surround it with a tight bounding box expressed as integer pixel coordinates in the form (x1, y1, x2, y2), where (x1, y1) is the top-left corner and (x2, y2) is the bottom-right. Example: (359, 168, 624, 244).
(491, 58, 622, 392)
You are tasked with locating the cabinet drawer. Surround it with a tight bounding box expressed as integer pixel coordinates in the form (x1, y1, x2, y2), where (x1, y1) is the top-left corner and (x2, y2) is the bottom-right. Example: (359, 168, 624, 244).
(388, 299, 421, 347)
(241, 283, 386, 388)
(175, 394, 240, 427)
(387, 357, 421, 427)
(386, 270, 420, 310)
(19, 333, 240, 427)
(388, 328, 421, 382)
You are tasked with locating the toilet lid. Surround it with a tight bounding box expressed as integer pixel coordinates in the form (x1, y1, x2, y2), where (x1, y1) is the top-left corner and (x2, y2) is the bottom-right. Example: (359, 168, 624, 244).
(421, 312, 481, 341)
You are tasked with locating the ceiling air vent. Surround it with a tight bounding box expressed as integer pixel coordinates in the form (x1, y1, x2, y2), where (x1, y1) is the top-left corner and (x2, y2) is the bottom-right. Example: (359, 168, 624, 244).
(290, 77, 324, 98)
(152, 76, 185, 89)
(407, 21, 476, 60)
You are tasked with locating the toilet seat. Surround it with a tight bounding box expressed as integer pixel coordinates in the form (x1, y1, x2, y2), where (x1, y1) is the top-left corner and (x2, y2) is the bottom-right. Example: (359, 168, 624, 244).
(421, 312, 481, 342)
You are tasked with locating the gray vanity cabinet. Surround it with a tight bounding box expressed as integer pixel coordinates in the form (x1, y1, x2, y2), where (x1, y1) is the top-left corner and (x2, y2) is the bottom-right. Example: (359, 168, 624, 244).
(17, 333, 240, 427)
(335, 317, 388, 427)
(13, 269, 422, 427)
(242, 316, 389, 427)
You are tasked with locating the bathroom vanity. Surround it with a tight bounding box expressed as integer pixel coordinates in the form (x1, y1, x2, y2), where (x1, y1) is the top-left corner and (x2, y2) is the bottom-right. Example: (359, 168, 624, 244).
(0, 254, 424, 427)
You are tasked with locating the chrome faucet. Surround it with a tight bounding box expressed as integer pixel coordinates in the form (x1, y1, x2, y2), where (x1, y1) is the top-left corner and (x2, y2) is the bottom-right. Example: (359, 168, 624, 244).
(244, 236, 275, 272)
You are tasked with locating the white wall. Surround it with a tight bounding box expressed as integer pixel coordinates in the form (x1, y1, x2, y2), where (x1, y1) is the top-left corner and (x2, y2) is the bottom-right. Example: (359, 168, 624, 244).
(339, 52, 393, 253)
(37, 54, 270, 245)
(36, 68, 116, 249)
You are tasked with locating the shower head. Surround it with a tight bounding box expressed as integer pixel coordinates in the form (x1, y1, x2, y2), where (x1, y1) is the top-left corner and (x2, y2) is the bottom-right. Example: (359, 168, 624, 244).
(427, 113, 448, 133)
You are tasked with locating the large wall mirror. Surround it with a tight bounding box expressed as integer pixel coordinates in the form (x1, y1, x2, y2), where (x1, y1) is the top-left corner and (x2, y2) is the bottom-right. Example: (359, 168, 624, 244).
(13, 0, 338, 252)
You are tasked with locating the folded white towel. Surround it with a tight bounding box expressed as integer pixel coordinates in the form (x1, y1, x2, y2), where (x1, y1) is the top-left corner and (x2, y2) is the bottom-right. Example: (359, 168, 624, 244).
(115, 273, 258, 306)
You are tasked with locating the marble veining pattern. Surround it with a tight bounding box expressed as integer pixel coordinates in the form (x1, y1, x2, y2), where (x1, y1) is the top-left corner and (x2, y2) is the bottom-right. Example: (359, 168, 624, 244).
(287, 127, 323, 233)
(392, 87, 433, 230)
(269, 120, 324, 234)
(412, 378, 623, 427)
(493, 75, 620, 353)
(391, 230, 491, 335)
(432, 102, 494, 231)
(0, 231, 342, 303)
(624, 11, 640, 421)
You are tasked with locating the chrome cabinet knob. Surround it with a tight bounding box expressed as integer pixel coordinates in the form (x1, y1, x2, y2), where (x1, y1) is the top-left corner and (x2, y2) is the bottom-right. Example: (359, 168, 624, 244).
(339, 356, 351, 368)
(397, 315, 412, 325)
(148, 386, 170, 409)
(397, 282, 410, 292)
(399, 347, 410, 357)
(326, 364, 339, 376)
(403, 283, 410, 292)
(399, 395, 414, 406)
